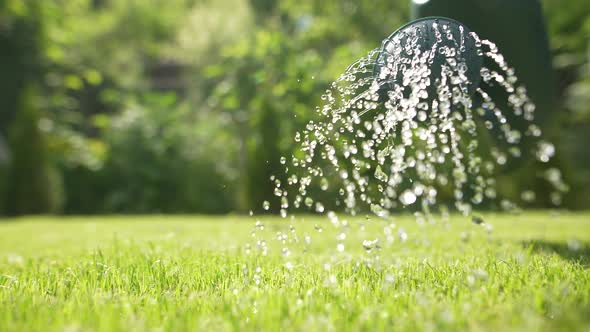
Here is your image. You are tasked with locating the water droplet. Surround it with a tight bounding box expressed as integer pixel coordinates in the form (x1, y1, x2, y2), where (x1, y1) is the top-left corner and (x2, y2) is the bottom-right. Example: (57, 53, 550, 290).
(315, 202, 325, 213)
(399, 190, 417, 205)
(282, 247, 291, 257)
(320, 178, 329, 191)
(536, 141, 555, 163)
(374, 165, 388, 182)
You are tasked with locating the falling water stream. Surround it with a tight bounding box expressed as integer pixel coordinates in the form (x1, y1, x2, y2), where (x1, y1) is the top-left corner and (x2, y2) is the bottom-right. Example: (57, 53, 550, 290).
(248, 18, 568, 264)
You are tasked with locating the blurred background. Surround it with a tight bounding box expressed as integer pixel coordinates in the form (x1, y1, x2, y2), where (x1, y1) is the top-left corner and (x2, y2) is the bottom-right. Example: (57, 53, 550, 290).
(0, 0, 588, 216)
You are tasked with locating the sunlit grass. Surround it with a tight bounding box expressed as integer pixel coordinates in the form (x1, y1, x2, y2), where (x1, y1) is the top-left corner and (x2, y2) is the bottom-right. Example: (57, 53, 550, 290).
(0, 212, 589, 331)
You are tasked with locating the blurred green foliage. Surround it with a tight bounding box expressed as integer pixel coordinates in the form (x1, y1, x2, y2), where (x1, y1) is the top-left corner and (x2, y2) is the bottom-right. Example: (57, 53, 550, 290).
(0, 0, 588, 215)
(542, 0, 590, 208)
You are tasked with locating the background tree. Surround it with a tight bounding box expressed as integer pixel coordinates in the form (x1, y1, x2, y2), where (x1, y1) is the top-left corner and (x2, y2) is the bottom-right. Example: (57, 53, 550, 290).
(0, 0, 587, 215)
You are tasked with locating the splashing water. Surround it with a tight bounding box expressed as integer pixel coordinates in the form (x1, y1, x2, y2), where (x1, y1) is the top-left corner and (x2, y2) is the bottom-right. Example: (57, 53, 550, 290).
(248, 18, 568, 263)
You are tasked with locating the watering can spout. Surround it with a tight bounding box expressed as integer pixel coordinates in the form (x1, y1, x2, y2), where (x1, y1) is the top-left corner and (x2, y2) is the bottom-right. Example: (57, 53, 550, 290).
(373, 17, 483, 105)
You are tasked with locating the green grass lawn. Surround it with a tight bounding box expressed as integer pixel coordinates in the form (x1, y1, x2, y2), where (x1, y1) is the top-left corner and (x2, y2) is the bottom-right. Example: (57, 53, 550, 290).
(0, 212, 589, 331)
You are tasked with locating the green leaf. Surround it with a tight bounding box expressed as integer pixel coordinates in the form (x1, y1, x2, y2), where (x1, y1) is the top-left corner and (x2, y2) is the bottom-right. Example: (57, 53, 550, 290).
(64, 75, 83, 90)
(84, 69, 103, 86)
